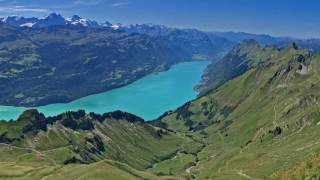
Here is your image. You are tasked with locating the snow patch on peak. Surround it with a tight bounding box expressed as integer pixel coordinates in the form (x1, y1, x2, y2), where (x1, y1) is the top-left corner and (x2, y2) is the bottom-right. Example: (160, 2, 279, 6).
(102, 21, 112, 27)
(20, 22, 36, 27)
(111, 23, 123, 30)
(65, 15, 99, 27)
(0, 13, 171, 32)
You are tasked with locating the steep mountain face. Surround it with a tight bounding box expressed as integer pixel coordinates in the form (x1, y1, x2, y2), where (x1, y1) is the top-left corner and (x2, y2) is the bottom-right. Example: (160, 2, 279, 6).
(155, 42, 320, 179)
(196, 40, 279, 94)
(205, 33, 236, 58)
(34, 13, 66, 28)
(125, 24, 234, 59)
(0, 109, 201, 179)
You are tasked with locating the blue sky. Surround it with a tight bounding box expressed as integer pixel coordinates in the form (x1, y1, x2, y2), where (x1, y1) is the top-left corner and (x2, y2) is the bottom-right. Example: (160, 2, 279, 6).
(0, 0, 319, 38)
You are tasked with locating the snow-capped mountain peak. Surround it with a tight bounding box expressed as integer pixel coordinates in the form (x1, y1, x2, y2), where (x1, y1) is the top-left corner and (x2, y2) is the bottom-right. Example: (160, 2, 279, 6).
(65, 15, 99, 27)
(1, 15, 38, 27)
(1, 13, 101, 28)
(0, 13, 171, 33)
(35, 13, 65, 28)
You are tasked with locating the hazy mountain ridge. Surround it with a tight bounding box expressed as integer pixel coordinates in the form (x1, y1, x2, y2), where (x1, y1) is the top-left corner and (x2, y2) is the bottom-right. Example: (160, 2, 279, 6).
(0, 13, 235, 59)
(196, 39, 279, 94)
(2, 12, 320, 61)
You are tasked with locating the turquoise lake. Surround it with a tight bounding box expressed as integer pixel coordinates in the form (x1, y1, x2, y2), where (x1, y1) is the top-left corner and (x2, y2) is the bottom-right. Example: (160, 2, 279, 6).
(0, 61, 209, 121)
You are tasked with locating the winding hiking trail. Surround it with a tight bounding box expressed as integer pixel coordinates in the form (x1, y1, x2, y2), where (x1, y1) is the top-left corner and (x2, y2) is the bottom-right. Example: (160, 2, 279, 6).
(0, 143, 43, 155)
(237, 170, 260, 180)
(0, 143, 58, 166)
(273, 99, 278, 127)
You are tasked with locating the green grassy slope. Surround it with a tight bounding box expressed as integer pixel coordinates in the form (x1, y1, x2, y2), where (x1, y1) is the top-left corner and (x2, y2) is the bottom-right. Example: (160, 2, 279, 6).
(0, 155, 177, 180)
(0, 110, 201, 179)
(156, 41, 320, 179)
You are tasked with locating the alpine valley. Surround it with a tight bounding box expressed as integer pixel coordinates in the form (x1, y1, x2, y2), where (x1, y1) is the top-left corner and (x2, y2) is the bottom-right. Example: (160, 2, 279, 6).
(1, 13, 320, 180)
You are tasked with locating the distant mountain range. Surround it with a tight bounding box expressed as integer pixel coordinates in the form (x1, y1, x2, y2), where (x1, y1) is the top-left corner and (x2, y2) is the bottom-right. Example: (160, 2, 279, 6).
(3, 12, 320, 53)
(211, 31, 320, 52)
(0, 13, 101, 28)
(0, 13, 233, 57)
(2, 13, 320, 47)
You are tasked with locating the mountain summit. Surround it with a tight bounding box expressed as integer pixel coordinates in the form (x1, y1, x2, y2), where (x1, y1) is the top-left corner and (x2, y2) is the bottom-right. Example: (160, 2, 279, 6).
(0, 13, 102, 28)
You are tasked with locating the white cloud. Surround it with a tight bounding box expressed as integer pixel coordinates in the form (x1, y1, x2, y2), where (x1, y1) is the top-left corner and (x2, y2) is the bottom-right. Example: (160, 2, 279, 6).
(0, 5, 48, 13)
(111, 1, 131, 7)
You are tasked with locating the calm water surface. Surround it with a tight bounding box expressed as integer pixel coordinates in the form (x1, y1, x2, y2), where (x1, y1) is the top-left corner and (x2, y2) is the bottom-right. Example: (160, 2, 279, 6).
(0, 61, 209, 121)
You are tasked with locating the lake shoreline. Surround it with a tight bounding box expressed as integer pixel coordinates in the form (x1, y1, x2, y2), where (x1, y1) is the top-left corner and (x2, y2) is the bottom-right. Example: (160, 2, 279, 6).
(0, 61, 210, 121)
